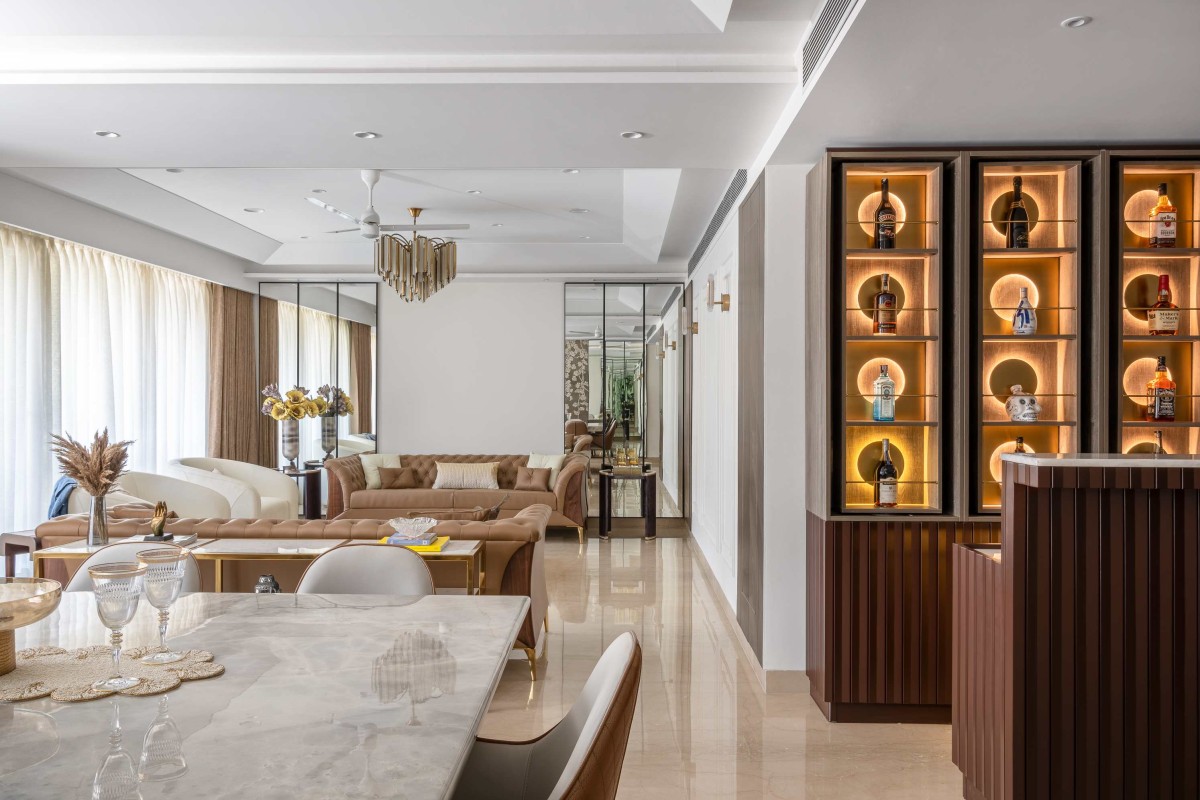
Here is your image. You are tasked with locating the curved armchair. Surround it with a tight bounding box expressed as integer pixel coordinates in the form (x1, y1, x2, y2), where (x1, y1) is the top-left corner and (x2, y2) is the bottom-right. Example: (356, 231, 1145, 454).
(66, 471, 232, 519)
(168, 457, 300, 520)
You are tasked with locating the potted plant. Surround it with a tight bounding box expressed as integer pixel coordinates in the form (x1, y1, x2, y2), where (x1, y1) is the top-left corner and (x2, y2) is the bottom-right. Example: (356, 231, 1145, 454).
(260, 384, 319, 469)
(50, 429, 132, 547)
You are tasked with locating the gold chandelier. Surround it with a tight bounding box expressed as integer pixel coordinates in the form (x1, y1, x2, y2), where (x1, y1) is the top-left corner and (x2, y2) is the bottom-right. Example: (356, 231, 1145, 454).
(375, 207, 458, 302)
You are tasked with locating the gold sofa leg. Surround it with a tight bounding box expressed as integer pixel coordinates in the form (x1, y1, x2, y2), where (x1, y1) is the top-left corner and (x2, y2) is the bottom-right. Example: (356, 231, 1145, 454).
(523, 647, 538, 681)
(577, 526, 585, 545)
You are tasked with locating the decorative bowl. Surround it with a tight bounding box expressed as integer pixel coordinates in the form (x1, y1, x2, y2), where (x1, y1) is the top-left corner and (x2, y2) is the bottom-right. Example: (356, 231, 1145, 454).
(387, 517, 438, 538)
(0, 578, 63, 676)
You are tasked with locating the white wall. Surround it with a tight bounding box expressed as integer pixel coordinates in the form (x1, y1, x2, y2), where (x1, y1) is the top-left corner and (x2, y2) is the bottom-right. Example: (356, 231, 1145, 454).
(376, 280, 565, 455)
(688, 216, 739, 609)
(661, 296, 682, 506)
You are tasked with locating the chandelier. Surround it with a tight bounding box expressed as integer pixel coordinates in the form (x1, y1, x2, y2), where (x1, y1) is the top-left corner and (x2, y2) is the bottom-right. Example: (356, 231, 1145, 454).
(375, 207, 458, 303)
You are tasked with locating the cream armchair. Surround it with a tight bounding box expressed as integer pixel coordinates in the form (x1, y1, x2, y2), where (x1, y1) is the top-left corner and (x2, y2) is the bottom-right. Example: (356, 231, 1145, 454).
(168, 457, 300, 520)
(66, 471, 231, 519)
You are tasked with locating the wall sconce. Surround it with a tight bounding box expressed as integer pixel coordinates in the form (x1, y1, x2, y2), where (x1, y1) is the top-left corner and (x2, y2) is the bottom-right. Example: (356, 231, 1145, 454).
(706, 275, 731, 312)
(682, 305, 698, 335)
(669, 340, 677, 350)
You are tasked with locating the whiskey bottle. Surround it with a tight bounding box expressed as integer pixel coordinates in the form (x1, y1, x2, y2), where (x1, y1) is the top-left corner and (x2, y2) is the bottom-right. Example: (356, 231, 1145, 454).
(1150, 183, 1178, 248)
(1154, 430, 1165, 455)
(1006, 176, 1030, 248)
(874, 178, 897, 249)
(874, 438, 899, 508)
(872, 273, 898, 335)
(1011, 286, 1038, 335)
(1148, 274, 1180, 335)
(1014, 436, 1026, 454)
(1146, 355, 1176, 422)
(872, 364, 896, 422)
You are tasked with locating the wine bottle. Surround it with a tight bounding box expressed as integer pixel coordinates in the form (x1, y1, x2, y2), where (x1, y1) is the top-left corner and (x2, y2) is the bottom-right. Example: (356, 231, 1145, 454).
(1006, 176, 1030, 248)
(872, 273, 898, 335)
(1146, 355, 1176, 422)
(1011, 286, 1038, 335)
(874, 438, 899, 508)
(872, 365, 896, 422)
(874, 179, 897, 249)
(1148, 274, 1180, 335)
(1149, 183, 1177, 248)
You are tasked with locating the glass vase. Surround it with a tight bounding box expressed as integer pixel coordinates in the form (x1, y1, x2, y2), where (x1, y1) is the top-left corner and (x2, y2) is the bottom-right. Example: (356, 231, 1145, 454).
(88, 495, 109, 548)
(320, 415, 337, 461)
(281, 418, 300, 469)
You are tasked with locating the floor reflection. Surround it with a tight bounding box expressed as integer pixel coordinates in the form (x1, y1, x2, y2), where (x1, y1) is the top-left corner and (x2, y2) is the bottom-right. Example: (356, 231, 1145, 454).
(482, 537, 963, 799)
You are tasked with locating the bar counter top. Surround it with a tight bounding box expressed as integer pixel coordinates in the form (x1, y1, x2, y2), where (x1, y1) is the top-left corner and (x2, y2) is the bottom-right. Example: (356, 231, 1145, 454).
(1002, 452, 1200, 468)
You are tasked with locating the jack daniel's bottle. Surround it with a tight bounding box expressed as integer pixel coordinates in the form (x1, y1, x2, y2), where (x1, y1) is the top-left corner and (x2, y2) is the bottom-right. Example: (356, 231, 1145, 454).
(1146, 356, 1176, 422)
(1006, 177, 1030, 248)
(874, 179, 897, 249)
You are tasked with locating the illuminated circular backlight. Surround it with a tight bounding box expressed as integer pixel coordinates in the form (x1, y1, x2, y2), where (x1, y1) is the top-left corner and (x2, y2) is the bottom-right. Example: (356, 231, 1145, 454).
(1123, 272, 1161, 322)
(989, 440, 1037, 482)
(1123, 357, 1171, 407)
(988, 189, 1041, 237)
(989, 273, 1040, 321)
(855, 274, 908, 320)
(857, 192, 907, 237)
(1123, 189, 1160, 240)
(987, 358, 1039, 402)
(1126, 440, 1168, 454)
(855, 358, 907, 399)
(856, 440, 906, 484)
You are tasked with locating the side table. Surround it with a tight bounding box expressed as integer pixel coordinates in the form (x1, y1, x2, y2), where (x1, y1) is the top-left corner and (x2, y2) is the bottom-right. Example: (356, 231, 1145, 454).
(598, 468, 657, 541)
(282, 466, 323, 520)
(0, 531, 37, 578)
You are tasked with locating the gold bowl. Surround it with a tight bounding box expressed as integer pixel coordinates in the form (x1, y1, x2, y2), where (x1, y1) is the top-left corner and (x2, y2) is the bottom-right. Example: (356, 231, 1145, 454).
(0, 578, 62, 676)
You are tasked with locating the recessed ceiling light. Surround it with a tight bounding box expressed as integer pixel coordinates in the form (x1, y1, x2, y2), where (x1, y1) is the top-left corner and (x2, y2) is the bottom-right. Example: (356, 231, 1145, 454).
(467, 189, 481, 195)
(300, 235, 310, 239)
(569, 208, 590, 214)
(311, 188, 326, 194)
(491, 223, 504, 227)
(619, 131, 646, 140)
(165, 168, 183, 173)
(244, 208, 265, 214)
(353, 131, 381, 139)
(94, 130, 120, 138)
(1060, 15, 1092, 27)
(579, 235, 591, 240)
(562, 168, 580, 174)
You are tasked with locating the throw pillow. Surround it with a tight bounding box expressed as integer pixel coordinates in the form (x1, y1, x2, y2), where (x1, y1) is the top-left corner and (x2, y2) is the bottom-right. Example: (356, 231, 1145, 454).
(514, 467, 551, 492)
(360, 454, 402, 490)
(378, 466, 417, 490)
(527, 453, 566, 488)
(432, 462, 500, 490)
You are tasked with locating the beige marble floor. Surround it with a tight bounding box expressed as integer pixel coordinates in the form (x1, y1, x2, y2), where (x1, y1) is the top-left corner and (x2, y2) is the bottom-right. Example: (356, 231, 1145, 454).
(483, 537, 964, 799)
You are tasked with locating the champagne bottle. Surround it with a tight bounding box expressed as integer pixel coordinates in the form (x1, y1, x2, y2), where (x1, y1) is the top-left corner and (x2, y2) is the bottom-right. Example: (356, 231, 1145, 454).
(874, 179, 897, 249)
(1011, 286, 1038, 335)
(1149, 183, 1177, 248)
(872, 273, 898, 335)
(872, 365, 896, 422)
(874, 439, 899, 508)
(1006, 177, 1030, 248)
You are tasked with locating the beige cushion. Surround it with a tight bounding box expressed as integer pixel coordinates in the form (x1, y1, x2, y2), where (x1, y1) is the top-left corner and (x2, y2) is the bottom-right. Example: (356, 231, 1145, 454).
(515, 467, 551, 492)
(360, 454, 402, 490)
(452, 489, 557, 511)
(527, 453, 566, 487)
(433, 462, 500, 490)
(349, 489, 458, 510)
(378, 466, 417, 489)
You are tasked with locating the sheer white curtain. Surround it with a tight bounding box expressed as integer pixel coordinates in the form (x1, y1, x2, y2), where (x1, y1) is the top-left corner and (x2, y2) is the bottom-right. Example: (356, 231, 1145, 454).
(276, 302, 352, 465)
(0, 224, 211, 532)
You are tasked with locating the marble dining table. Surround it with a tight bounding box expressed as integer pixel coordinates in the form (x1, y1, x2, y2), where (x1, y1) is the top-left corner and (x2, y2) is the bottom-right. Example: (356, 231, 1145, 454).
(0, 591, 530, 799)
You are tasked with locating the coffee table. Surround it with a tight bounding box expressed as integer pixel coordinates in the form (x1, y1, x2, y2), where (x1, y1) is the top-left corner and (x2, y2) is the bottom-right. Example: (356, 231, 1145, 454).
(33, 536, 213, 578)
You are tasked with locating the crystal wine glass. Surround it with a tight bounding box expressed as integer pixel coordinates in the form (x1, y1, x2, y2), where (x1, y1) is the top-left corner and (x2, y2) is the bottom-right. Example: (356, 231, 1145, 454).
(88, 562, 146, 692)
(92, 699, 141, 800)
(138, 695, 188, 782)
(135, 548, 188, 665)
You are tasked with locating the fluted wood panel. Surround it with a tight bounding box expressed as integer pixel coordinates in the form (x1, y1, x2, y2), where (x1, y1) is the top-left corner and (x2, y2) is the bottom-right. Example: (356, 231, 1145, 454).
(806, 511, 1001, 722)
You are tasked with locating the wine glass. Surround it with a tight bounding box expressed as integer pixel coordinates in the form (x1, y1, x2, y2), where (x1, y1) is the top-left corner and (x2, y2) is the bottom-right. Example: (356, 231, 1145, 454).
(92, 699, 142, 800)
(135, 548, 188, 665)
(88, 562, 146, 692)
(138, 695, 187, 782)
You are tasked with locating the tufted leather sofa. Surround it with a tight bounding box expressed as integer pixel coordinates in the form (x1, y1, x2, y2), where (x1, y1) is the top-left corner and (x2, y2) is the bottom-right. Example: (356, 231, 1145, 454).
(34, 505, 551, 652)
(324, 453, 588, 534)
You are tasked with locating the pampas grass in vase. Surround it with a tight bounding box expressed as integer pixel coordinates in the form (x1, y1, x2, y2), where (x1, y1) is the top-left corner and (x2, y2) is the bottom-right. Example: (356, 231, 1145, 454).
(50, 429, 133, 546)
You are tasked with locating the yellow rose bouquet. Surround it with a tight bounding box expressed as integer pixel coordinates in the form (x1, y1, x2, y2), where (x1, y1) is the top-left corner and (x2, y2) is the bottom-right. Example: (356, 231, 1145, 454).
(260, 384, 319, 421)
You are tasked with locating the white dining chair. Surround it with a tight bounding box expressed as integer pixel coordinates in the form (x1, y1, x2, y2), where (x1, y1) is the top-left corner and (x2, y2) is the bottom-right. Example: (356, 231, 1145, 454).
(295, 543, 435, 596)
(452, 632, 643, 800)
(66, 542, 201, 593)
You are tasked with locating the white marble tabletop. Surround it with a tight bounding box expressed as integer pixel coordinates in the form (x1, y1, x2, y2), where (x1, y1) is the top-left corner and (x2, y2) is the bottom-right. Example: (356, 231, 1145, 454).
(190, 538, 348, 556)
(0, 592, 529, 799)
(1002, 452, 1200, 468)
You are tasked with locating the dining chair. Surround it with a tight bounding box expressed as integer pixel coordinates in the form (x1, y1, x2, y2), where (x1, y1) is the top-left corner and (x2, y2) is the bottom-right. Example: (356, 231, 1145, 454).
(66, 542, 201, 593)
(452, 632, 642, 800)
(295, 543, 435, 596)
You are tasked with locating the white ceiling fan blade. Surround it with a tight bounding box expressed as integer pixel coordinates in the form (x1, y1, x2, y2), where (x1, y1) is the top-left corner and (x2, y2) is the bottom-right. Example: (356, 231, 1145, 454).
(325, 228, 359, 234)
(378, 223, 471, 232)
(306, 197, 360, 224)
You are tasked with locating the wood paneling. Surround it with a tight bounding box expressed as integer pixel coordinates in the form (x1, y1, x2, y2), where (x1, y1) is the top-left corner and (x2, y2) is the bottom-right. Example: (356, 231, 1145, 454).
(737, 174, 766, 661)
(806, 511, 1001, 722)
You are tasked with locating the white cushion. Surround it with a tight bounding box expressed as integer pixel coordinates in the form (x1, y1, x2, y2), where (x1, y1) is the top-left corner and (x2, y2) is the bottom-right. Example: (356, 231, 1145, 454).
(260, 496, 293, 520)
(527, 453, 566, 488)
(432, 462, 499, 490)
(360, 454, 402, 490)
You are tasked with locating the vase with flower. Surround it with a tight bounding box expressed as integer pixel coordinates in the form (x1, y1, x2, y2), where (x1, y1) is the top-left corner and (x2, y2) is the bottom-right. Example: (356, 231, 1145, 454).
(50, 429, 133, 547)
(260, 384, 320, 469)
(315, 385, 355, 460)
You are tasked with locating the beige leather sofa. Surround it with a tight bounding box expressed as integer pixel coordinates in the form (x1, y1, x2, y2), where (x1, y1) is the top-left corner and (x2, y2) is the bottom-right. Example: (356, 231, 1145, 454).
(35, 505, 551, 656)
(324, 453, 588, 536)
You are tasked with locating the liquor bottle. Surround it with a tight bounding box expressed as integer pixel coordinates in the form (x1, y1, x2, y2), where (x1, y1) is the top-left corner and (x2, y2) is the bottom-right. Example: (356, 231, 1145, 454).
(1006, 176, 1030, 248)
(1011, 286, 1038, 335)
(1154, 430, 1165, 455)
(1146, 355, 1176, 422)
(872, 273, 898, 335)
(1014, 436, 1026, 454)
(872, 364, 896, 422)
(874, 438, 899, 508)
(1149, 183, 1177, 248)
(874, 178, 897, 249)
(1147, 274, 1180, 335)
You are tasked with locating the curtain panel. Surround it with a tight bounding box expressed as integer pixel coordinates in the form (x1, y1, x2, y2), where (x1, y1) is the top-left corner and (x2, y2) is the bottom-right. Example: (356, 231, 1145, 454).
(256, 296, 279, 468)
(277, 302, 351, 465)
(348, 320, 374, 434)
(207, 285, 262, 464)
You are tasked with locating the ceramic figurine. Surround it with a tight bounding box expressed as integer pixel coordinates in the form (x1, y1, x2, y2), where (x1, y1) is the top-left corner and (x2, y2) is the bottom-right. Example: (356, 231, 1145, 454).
(1005, 385, 1041, 422)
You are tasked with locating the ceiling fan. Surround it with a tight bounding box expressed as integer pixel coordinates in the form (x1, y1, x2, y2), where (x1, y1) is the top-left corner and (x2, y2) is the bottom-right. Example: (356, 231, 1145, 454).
(306, 169, 471, 239)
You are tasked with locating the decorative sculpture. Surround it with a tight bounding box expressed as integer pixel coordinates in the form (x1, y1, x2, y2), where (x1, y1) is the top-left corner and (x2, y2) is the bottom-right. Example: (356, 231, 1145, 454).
(1005, 384, 1042, 422)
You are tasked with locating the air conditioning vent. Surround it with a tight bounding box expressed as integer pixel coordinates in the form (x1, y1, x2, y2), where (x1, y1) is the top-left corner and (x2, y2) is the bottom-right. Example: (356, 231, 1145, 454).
(689, 169, 747, 276)
(802, 0, 854, 85)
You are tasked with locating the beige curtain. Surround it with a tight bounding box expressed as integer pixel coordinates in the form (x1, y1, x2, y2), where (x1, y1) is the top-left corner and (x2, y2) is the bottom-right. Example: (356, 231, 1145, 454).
(348, 320, 373, 434)
(255, 297, 279, 466)
(207, 286, 262, 463)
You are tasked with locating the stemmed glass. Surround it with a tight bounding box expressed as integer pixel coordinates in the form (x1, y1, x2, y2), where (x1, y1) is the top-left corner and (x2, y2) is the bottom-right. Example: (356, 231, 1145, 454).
(88, 563, 146, 692)
(138, 695, 188, 782)
(92, 699, 142, 800)
(135, 548, 188, 665)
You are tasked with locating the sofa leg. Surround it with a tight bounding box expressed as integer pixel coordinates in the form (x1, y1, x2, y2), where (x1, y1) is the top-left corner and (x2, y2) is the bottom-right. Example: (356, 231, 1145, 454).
(523, 647, 538, 681)
(577, 526, 585, 545)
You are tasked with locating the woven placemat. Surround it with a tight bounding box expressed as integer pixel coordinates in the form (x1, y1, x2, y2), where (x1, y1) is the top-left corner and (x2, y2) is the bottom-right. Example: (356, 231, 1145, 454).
(0, 646, 224, 702)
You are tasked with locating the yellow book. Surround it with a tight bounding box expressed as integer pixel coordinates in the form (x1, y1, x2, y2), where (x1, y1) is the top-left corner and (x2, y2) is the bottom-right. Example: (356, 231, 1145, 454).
(377, 535, 449, 553)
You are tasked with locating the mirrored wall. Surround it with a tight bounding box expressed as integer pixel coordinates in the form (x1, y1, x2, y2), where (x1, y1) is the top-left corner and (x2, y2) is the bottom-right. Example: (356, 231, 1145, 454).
(258, 282, 378, 467)
(565, 282, 684, 518)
